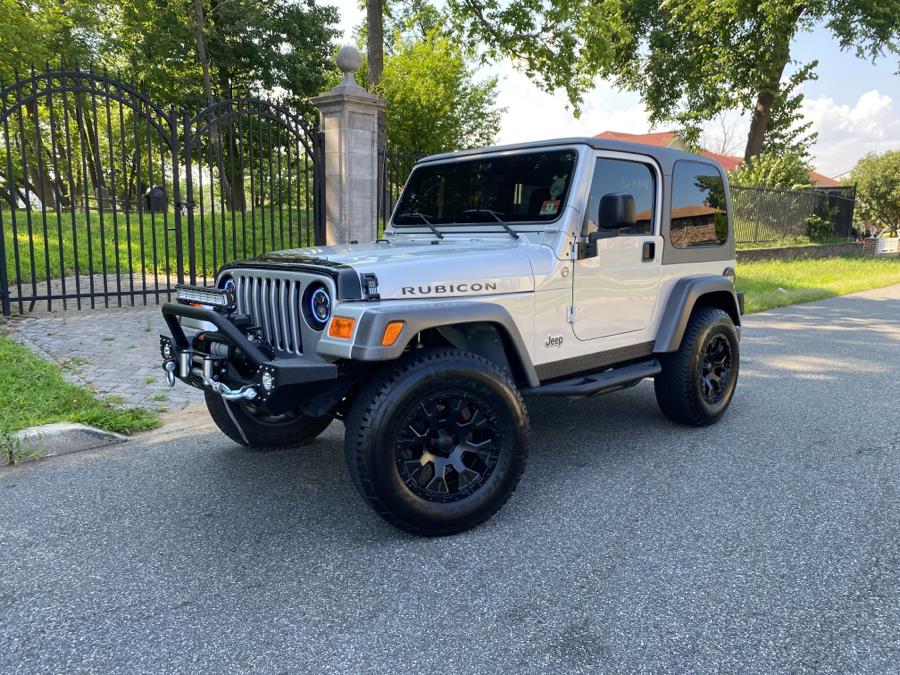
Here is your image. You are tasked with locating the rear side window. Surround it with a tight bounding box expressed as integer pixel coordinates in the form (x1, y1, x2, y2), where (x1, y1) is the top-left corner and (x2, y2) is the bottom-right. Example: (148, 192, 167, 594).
(670, 161, 729, 247)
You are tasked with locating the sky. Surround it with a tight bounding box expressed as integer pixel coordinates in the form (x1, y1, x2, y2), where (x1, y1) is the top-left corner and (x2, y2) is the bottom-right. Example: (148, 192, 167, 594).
(329, 0, 899, 178)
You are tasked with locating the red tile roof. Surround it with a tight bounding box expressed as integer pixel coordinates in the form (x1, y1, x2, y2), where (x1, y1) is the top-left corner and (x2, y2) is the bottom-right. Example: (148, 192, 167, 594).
(808, 171, 840, 187)
(697, 151, 741, 172)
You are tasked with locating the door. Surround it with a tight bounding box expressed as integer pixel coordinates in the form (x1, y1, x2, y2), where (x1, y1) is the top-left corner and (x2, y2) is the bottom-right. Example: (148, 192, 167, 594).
(572, 154, 662, 340)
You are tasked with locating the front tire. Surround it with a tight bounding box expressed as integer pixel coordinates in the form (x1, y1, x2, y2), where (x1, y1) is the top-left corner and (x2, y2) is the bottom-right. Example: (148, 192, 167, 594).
(654, 307, 739, 426)
(205, 391, 334, 449)
(345, 348, 529, 536)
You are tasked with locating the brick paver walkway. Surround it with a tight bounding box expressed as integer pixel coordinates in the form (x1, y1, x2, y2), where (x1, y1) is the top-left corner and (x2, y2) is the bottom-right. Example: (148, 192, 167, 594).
(4, 305, 202, 410)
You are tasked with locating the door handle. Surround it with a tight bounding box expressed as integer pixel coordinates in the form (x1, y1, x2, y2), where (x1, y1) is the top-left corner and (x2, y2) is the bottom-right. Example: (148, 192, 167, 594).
(641, 241, 656, 262)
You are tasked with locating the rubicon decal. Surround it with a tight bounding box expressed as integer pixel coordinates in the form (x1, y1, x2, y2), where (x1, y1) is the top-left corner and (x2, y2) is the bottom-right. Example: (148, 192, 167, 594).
(401, 282, 499, 296)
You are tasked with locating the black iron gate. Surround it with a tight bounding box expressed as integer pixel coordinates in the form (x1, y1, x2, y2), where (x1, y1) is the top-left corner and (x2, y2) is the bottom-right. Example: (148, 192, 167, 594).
(0, 67, 323, 314)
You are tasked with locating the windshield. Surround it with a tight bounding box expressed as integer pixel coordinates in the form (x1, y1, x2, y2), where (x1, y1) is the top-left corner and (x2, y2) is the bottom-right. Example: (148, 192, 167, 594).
(393, 150, 578, 227)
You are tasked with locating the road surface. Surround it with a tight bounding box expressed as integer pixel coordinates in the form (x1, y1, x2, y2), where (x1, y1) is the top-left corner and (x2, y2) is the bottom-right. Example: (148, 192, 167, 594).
(2, 285, 898, 673)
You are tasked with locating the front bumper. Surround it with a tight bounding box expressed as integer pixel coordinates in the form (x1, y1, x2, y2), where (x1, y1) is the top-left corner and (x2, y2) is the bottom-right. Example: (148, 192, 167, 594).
(160, 303, 338, 404)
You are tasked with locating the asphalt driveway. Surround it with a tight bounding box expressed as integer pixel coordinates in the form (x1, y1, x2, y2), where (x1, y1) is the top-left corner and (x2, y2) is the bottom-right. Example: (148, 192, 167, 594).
(2, 285, 898, 673)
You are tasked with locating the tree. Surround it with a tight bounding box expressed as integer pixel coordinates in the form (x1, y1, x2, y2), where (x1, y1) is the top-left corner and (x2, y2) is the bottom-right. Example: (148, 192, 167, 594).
(99, 0, 338, 109)
(848, 150, 900, 236)
(371, 3, 502, 155)
(763, 64, 818, 160)
(367, 0, 385, 88)
(728, 151, 813, 190)
(447, 0, 899, 161)
(700, 113, 743, 157)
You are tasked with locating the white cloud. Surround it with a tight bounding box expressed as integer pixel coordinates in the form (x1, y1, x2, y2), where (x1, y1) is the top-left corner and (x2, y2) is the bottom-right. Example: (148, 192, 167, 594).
(494, 61, 653, 144)
(330, 0, 362, 41)
(801, 90, 900, 177)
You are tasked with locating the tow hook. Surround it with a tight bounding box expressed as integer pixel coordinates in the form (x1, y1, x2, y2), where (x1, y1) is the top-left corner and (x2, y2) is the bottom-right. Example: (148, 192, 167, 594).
(163, 360, 177, 387)
(204, 380, 258, 402)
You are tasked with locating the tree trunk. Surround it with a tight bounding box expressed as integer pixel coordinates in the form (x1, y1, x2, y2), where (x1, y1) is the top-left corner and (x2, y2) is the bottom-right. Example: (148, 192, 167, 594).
(367, 0, 384, 88)
(744, 74, 783, 162)
(126, 145, 139, 209)
(743, 9, 801, 162)
(193, 0, 235, 211)
(24, 100, 57, 210)
(82, 106, 104, 194)
(366, 0, 386, 225)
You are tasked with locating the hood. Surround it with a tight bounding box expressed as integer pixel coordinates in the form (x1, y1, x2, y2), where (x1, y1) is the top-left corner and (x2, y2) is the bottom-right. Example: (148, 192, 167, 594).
(230, 238, 536, 300)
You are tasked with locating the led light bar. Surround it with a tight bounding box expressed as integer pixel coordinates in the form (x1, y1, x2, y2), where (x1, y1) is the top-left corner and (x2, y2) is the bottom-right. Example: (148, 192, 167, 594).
(175, 284, 235, 311)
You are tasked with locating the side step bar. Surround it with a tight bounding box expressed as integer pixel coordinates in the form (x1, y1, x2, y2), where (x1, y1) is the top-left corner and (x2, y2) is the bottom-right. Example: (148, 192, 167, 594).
(523, 359, 662, 398)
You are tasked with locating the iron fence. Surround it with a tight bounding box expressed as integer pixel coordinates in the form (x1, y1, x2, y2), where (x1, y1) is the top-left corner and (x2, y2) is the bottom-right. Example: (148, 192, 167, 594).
(730, 184, 856, 245)
(0, 66, 323, 314)
(378, 149, 420, 232)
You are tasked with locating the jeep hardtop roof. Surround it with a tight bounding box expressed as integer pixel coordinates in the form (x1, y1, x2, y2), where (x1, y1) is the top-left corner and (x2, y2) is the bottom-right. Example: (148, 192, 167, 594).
(418, 137, 724, 175)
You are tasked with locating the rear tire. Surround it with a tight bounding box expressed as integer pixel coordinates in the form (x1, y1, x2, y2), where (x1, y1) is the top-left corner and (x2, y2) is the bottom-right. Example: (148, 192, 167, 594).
(345, 348, 529, 536)
(205, 391, 333, 450)
(654, 307, 739, 426)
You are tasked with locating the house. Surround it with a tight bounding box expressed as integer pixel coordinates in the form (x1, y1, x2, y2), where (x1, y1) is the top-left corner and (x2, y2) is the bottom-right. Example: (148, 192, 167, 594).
(594, 130, 840, 187)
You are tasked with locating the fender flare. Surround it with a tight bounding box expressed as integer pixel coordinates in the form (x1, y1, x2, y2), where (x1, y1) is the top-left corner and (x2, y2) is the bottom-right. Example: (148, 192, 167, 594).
(320, 300, 541, 387)
(653, 276, 742, 353)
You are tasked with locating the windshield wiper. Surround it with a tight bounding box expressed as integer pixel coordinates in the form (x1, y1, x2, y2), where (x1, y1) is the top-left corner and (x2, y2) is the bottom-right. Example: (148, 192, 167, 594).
(395, 211, 443, 239)
(461, 209, 519, 240)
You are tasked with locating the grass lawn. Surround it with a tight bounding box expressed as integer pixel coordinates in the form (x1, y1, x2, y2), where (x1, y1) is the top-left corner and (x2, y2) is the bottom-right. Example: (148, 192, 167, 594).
(2, 208, 315, 284)
(0, 334, 159, 436)
(736, 256, 900, 313)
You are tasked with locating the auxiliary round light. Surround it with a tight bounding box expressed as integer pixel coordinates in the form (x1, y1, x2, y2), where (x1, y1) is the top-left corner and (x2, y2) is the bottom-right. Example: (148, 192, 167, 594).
(261, 371, 275, 393)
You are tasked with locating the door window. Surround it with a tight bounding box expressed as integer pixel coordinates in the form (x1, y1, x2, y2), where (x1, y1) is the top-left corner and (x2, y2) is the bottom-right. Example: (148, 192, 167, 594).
(584, 158, 656, 236)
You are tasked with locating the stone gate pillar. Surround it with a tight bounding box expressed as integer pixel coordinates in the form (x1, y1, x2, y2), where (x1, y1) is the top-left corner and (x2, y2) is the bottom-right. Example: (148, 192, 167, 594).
(311, 46, 386, 245)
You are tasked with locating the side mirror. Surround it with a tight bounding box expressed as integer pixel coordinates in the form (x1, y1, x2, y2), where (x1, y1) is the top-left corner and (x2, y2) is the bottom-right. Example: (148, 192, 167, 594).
(598, 193, 636, 229)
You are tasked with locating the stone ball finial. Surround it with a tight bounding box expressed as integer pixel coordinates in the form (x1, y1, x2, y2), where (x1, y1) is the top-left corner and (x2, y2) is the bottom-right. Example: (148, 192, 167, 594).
(336, 45, 362, 78)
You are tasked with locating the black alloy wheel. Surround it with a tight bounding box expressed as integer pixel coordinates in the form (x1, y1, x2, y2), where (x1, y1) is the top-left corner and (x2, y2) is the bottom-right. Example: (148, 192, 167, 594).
(699, 333, 733, 404)
(395, 392, 501, 503)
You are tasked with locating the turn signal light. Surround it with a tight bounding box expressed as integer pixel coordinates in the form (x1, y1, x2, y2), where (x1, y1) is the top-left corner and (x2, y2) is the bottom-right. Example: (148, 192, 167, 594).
(381, 321, 404, 346)
(328, 316, 356, 339)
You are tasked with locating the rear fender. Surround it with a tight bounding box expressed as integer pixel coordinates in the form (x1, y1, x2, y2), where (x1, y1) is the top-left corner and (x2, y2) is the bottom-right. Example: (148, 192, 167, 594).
(654, 276, 741, 353)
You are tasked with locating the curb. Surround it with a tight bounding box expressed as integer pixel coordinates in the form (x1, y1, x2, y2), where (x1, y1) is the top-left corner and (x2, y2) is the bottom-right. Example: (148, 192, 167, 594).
(9, 423, 128, 464)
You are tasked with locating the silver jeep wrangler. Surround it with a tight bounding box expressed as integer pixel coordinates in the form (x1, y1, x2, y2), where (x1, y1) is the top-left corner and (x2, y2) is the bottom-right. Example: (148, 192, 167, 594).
(160, 137, 742, 535)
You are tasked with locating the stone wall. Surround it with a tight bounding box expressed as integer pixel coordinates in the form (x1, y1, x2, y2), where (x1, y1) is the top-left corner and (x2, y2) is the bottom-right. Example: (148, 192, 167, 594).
(737, 242, 862, 263)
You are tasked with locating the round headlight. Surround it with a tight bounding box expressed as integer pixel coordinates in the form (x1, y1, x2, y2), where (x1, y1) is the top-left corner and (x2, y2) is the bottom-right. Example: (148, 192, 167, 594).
(219, 275, 236, 292)
(310, 288, 331, 324)
(303, 283, 331, 330)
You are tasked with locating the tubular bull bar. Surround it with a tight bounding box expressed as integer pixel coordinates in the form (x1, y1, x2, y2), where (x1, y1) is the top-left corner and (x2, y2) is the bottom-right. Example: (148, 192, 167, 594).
(160, 303, 338, 401)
